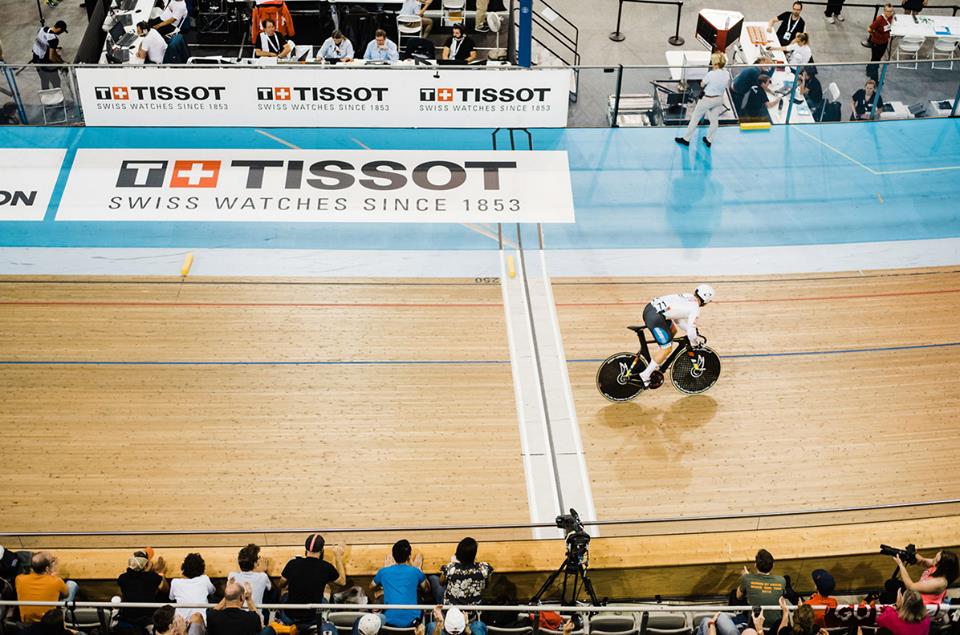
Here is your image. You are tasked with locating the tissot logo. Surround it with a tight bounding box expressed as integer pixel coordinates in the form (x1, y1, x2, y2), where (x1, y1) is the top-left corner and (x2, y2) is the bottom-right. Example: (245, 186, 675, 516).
(93, 86, 226, 101)
(419, 87, 552, 103)
(117, 160, 222, 188)
(256, 86, 388, 102)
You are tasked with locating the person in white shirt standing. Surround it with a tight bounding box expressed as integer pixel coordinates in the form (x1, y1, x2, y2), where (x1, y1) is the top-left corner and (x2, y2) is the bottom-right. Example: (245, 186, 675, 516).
(675, 53, 730, 149)
(635, 285, 715, 387)
(136, 22, 169, 63)
(169, 553, 215, 624)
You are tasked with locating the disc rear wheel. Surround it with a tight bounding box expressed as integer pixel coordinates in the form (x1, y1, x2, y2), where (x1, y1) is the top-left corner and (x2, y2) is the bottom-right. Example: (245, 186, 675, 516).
(597, 352, 647, 402)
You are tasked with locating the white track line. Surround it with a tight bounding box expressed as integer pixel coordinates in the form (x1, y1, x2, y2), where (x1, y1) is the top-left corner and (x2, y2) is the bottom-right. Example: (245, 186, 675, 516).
(793, 126, 960, 176)
(792, 127, 878, 175)
(254, 129, 301, 150)
(874, 165, 960, 175)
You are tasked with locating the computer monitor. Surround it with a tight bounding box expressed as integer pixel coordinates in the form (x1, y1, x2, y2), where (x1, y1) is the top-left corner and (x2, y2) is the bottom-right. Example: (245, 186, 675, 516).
(109, 21, 127, 44)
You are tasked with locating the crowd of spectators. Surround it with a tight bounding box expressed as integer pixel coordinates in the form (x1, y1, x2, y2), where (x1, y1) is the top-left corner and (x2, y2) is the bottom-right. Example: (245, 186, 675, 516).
(0, 541, 956, 635)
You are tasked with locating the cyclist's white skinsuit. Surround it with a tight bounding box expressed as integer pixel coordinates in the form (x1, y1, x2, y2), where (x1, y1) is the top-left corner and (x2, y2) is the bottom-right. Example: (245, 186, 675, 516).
(640, 293, 704, 383)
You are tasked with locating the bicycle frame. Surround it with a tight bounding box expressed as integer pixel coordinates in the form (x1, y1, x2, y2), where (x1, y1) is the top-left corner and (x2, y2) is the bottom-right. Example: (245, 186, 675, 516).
(629, 328, 694, 375)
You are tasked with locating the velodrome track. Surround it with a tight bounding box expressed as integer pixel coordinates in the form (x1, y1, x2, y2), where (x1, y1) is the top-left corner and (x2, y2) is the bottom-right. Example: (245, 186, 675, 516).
(1, 121, 960, 538)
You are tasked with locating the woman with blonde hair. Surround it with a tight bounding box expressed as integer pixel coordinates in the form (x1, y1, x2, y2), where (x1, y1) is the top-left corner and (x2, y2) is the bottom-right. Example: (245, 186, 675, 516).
(675, 52, 731, 149)
(877, 589, 930, 635)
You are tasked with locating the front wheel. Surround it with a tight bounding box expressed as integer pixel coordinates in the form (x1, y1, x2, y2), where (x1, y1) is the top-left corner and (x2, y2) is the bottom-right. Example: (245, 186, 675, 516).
(597, 352, 647, 402)
(670, 346, 722, 394)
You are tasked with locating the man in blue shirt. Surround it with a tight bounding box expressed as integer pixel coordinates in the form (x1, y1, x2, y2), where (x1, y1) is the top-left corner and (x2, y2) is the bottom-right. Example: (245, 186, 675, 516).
(318, 29, 354, 61)
(731, 56, 774, 111)
(371, 540, 428, 627)
(363, 29, 399, 63)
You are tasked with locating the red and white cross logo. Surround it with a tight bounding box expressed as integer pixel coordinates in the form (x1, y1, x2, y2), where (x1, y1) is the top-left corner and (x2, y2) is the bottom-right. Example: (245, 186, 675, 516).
(169, 160, 221, 188)
(112, 86, 129, 100)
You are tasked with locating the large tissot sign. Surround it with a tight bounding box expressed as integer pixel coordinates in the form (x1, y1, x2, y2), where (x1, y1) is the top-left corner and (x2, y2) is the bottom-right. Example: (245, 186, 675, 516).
(57, 149, 576, 224)
(75, 67, 572, 128)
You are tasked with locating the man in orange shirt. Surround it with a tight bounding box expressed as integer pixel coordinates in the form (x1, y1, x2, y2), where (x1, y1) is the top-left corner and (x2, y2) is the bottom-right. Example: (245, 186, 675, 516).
(803, 569, 838, 626)
(15, 552, 78, 623)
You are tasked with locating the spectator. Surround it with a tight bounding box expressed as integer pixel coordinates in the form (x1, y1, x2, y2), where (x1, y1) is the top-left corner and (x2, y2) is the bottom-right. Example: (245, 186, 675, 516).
(371, 539, 428, 627)
(902, 0, 926, 16)
(15, 552, 78, 624)
(778, 602, 818, 635)
(738, 550, 786, 623)
(153, 606, 205, 635)
(430, 537, 493, 605)
(228, 544, 272, 609)
(136, 22, 169, 64)
(802, 569, 837, 627)
(767, 2, 805, 46)
(474, 0, 491, 31)
(425, 605, 487, 635)
(149, 0, 188, 34)
(774, 33, 812, 68)
(353, 613, 383, 635)
(738, 74, 779, 119)
(442, 24, 477, 64)
(0, 545, 19, 597)
(797, 66, 822, 115)
(732, 56, 775, 105)
(23, 609, 78, 635)
(363, 29, 399, 63)
(675, 52, 730, 149)
(207, 580, 274, 635)
(400, 0, 434, 36)
(894, 550, 958, 606)
(851, 79, 883, 120)
(278, 534, 345, 628)
(30, 21, 67, 91)
(823, 0, 844, 23)
(877, 589, 930, 635)
(864, 4, 895, 81)
(318, 30, 354, 62)
(118, 549, 168, 632)
(254, 18, 294, 59)
(169, 553, 215, 624)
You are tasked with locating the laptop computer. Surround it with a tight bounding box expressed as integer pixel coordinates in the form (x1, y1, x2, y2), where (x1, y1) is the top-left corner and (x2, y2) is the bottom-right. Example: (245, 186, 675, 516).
(110, 21, 138, 48)
(106, 46, 130, 63)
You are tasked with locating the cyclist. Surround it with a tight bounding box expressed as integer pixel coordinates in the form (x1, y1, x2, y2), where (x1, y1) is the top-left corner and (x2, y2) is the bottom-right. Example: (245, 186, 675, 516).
(634, 284, 715, 387)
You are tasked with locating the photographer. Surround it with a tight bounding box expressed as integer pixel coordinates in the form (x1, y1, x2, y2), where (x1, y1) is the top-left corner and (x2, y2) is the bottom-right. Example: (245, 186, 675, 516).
(892, 549, 958, 606)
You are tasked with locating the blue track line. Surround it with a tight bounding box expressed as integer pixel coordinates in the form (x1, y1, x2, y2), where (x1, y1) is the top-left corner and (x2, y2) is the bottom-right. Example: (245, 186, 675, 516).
(4, 340, 960, 366)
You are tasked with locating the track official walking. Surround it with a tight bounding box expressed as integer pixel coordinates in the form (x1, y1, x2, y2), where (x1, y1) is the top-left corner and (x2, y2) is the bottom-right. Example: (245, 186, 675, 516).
(675, 53, 731, 149)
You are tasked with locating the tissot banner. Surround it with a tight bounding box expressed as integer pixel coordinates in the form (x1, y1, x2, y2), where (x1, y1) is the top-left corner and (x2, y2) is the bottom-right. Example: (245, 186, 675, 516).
(75, 67, 571, 127)
(0, 149, 66, 221)
(57, 149, 576, 223)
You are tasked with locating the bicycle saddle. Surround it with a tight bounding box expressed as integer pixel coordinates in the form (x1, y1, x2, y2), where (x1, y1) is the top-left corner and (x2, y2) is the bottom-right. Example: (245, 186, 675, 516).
(627, 325, 646, 335)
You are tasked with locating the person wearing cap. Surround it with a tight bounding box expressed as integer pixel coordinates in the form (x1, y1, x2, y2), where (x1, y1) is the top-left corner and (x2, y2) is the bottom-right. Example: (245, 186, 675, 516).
(424, 605, 488, 635)
(353, 612, 383, 635)
(802, 569, 837, 626)
(117, 549, 168, 631)
(30, 21, 68, 90)
(15, 552, 79, 624)
(278, 534, 346, 629)
(371, 539, 429, 628)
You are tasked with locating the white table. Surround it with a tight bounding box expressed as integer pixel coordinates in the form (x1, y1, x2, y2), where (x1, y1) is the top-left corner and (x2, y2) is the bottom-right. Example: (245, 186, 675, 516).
(98, 0, 163, 64)
(738, 21, 788, 65)
(891, 14, 960, 38)
(880, 99, 914, 119)
(764, 68, 815, 123)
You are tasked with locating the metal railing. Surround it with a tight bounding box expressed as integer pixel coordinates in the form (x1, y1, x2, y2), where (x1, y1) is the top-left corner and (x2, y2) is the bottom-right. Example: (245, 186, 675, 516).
(1, 58, 957, 128)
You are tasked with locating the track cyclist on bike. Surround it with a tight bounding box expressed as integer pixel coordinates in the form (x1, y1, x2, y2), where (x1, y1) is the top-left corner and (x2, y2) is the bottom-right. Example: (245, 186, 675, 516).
(635, 284, 715, 387)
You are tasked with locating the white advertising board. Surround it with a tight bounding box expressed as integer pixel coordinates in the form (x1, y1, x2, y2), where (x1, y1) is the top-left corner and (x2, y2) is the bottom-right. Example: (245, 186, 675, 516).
(57, 149, 575, 223)
(75, 66, 571, 127)
(0, 149, 67, 221)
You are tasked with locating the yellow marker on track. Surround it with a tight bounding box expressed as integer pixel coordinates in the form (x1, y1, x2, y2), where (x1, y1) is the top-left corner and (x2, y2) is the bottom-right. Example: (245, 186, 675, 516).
(507, 255, 516, 279)
(740, 121, 772, 131)
(180, 253, 194, 276)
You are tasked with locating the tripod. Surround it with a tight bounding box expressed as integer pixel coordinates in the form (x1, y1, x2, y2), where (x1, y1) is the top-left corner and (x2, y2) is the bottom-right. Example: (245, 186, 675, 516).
(530, 551, 601, 607)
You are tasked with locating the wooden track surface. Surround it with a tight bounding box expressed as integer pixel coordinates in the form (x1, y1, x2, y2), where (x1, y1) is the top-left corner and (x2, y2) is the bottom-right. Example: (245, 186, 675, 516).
(554, 268, 960, 521)
(0, 277, 528, 533)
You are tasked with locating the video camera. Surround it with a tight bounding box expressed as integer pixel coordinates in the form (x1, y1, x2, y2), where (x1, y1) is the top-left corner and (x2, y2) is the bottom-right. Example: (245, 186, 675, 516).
(880, 544, 918, 565)
(556, 508, 590, 567)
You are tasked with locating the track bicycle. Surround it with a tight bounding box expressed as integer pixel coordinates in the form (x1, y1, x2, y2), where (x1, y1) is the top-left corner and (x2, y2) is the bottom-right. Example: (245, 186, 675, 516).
(596, 325, 722, 402)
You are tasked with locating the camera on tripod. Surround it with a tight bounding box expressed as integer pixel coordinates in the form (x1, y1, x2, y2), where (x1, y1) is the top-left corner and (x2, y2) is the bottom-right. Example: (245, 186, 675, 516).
(880, 544, 918, 565)
(556, 508, 591, 567)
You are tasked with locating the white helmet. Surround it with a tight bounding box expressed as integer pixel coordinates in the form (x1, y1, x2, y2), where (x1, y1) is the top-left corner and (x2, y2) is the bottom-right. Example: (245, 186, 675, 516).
(694, 284, 715, 305)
